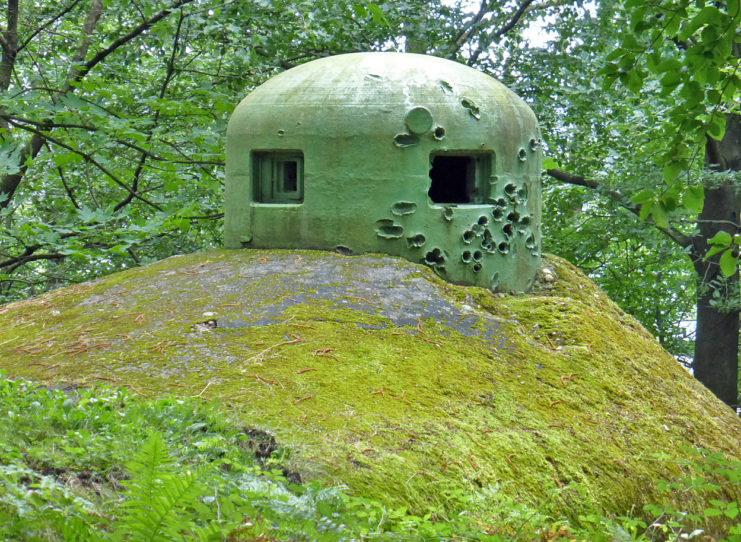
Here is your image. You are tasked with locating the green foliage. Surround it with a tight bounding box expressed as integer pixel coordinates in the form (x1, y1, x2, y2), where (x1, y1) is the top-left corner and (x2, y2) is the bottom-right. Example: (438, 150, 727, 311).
(642, 448, 741, 541)
(704, 231, 741, 277)
(598, 0, 740, 223)
(1, 370, 740, 540)
(0, 373, 513, 540)
(114, 432, 206, 541)
(0, 0, 455, 303)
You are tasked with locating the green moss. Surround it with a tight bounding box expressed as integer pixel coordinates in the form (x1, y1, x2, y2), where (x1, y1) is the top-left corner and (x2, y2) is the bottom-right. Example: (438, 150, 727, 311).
(1, 249, 740, 527)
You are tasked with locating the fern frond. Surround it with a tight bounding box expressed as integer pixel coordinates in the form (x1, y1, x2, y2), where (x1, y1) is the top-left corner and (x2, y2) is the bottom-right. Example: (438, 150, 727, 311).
(123, 430, 173, 512)
(114, 431, 205, 541)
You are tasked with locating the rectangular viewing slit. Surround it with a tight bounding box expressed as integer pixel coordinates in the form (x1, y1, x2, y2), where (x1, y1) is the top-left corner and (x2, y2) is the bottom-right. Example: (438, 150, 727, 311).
(428, 152, 492, 204)
(252, 151, 304, 203)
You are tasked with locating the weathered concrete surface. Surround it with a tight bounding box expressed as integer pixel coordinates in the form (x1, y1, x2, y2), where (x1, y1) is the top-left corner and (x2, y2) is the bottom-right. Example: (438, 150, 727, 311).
(2, 249, 740, 524)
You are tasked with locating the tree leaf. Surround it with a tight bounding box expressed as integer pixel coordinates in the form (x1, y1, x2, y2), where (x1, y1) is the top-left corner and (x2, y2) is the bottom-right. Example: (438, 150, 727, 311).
(662, 162, 684, 182)
(368, 4, 389, 27)
(651, 203, 669, 229)
(542, 157, 559, 170)
(704, 244, 728, 260)
(707, 114, 726, 140)
(707, 231, 732, 246)
(656, 58, 683, 73)
(625, 69, 644, 94)
(630, 189, 655, 205)
(719, 249, 737, 277)
(682, 185, 704, 213)
(678, 6, 719, 40)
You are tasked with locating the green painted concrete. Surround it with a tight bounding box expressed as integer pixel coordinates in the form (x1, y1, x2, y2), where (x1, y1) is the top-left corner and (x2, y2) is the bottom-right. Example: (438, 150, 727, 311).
(225, 52, 541, 291)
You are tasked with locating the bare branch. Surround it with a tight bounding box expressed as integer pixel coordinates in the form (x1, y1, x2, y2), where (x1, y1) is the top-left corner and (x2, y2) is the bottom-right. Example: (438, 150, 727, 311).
(491, 0, 536, 41)
(61, 0, 103, 93)
(4, 117, 163, 211)
(0, 245, 66, 272)
(18, 0, 83, 53)
(75, 0, 197, 84)
(44, 140, 79, 209)
(1, 0, 19, 93)
(469, 0, 536, 65)
(1, 0, 102, 207)
(2, 111, 223, 165)
(115, 8, 185, 212)
(445, 0, 490, 59)
(0, 133, 45, 208)
(546, 168, 692, 248)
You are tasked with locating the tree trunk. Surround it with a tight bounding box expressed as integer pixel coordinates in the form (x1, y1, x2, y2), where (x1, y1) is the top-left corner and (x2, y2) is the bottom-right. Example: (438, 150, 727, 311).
(691, 104, 741, 408)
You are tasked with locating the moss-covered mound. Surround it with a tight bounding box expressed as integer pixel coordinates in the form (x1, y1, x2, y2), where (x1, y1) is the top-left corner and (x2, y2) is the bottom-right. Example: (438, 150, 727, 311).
(2, 249, 740, 521)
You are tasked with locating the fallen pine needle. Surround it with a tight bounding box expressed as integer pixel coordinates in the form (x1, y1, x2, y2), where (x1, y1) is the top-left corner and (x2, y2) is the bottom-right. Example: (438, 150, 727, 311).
(192, 382, 214, 398)
(244, 374, 279, 386)
(505, 454, 519, 473)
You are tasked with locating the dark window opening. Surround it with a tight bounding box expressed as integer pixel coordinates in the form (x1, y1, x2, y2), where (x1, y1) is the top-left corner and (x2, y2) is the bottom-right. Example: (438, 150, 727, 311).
(253, 151, 304, 203)
(428, 153, 491, 204)
(429, 156, 474, 203)
(278, 160, 298, 192)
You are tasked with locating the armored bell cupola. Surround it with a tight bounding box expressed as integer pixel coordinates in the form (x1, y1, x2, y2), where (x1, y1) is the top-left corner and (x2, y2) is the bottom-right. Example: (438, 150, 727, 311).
(225, 52, 542, 291)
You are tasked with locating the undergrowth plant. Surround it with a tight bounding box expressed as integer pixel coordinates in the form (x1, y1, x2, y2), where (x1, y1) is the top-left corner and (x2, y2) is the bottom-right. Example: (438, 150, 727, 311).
(0, 372, 739, 541)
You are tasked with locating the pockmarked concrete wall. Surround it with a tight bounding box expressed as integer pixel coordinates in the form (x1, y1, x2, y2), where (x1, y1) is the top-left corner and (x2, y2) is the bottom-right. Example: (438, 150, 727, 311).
(225, 52, 541, 291)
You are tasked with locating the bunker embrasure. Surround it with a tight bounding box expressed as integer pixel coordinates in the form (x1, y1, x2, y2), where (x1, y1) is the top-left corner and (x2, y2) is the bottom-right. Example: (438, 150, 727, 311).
(225, 52, 542, 291)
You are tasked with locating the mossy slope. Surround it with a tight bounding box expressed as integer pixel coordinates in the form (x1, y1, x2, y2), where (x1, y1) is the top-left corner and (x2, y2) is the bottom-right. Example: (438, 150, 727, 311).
(2, 249, 740, 520)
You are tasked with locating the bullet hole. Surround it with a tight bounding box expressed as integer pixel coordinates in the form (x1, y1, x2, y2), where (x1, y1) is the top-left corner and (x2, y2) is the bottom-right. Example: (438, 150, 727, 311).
(463, 230, 475, 244)
(473, 250, 483, 262)
(503, 224, 513, 237)
(478, 216, 488, 226)
(496, 197, 507, 207)
(277, 129, 285, 136)
(439, 80, 453, 93)
(462, 250, 472, 263)
(520, 216, 531, 227)
(492, 208, 505, 221)
(525, 234, 537, 249)
(407, 234, 426, 248)
(425, 248, 446, 265)
(394, 133, 420, 148)
(473, 263, 482, 273)
(504, 183, 517, 196)
(482, 229, 494, 251)
(460, 97, 481, 120)
(517, 186, 528, 200)
(366, 73, 383, 81)
(391, 201, 417, 216)
(491, 273, 500, 289)
(472, 223, 484, 235)
(507, 211, 520, 222)
(518, 148, 527, 162)
(529, 138, 540, 151)
(375, 219, 403, 239)
(433, 126, 446, 140)
(498, 241, 510, 254)
(443, 207, 454, 221)
(334, 245, 353, 255)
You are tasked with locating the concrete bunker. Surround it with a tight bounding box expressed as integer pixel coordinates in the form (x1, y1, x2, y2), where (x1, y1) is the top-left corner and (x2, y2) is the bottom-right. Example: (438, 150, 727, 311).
(225, 52, 542, 291)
